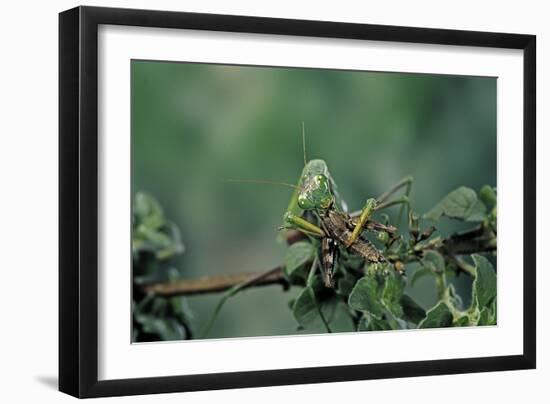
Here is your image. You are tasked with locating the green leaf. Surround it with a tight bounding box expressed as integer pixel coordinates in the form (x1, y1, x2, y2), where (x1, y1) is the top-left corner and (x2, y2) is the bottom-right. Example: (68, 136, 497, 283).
(324, 303, 356, 332)
(358, 315, 392, 331)
(382, 272, 405, 318)
(133, 221, 185, 260)
(423, 250, 445, 273)
(287, 298, 296, 310)
(467, 298, 481, 324)
(478, 307, 492, 325)
(424, 186, 487, 222)
(336, 273, 356, 297)
(479, 185, 497, 210)
(292, 286, 320, 328)
(400, 294, 426, 324)
(384, 309, 408, 330)
(348, 275, 384, 318)
(136, 314, 186, 340)
(284, 241, 315, 277)
(410, 267, 432, 286)
(418, 301, 453, 329)
(454, 315, 470, 327)
(320, 296, 340, 324)
(472, 254, 497, 309)
(446, 284, 464, 310)
(164, 222, 185, 254)
(134, 192, 165, 230)
(489, 300, 497, 324)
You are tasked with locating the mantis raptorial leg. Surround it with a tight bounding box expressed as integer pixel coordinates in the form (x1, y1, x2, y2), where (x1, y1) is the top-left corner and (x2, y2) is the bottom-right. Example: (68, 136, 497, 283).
(282, 212, 325, 238)
(376, 176, 413, 205)
(348, 176, 413, 218)
(376, 175, 413, 224)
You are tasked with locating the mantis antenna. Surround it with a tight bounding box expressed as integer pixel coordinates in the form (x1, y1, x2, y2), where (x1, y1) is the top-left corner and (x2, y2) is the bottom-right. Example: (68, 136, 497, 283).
(302, 121, 307, 166)
(224, 123, 308, 191)
(224, 178, 299, 190)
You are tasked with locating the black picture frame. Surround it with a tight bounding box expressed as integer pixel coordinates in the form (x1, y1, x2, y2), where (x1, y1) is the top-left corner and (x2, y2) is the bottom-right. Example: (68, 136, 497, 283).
(59, 5, 536, 398)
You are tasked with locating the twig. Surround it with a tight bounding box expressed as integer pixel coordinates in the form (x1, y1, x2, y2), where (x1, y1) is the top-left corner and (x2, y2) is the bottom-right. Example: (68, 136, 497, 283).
(143, 266, 287, 297)
(142, 225, 495, 297)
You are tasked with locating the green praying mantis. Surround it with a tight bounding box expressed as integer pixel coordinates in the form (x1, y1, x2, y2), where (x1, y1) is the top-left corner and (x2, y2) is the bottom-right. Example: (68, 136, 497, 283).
(229, 123, 413, 289)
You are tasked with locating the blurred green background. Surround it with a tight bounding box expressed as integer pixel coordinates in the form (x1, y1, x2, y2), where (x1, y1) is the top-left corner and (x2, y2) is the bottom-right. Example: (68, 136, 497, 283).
(132, 60, 496, 340)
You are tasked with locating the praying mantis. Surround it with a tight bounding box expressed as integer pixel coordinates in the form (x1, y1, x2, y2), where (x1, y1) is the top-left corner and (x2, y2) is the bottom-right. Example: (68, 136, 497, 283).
(230, 123, 413, 289)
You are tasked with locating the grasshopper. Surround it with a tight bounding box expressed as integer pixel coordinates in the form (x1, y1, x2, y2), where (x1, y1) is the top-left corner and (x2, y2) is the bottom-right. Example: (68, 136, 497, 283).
(229, 124, 412, 288)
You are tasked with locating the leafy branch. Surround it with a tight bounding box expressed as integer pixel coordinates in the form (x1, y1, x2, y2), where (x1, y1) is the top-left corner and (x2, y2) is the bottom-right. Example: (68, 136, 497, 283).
(141, 223, 495, 297)
(133, 184, 498, 340)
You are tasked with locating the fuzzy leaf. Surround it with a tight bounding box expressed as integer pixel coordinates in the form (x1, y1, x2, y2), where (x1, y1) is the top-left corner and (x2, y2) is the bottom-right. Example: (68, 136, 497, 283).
(418, 301, 453, 329)
(447, 284, 464, 310)
(348, 275, 384, 319)
(136, 314, 186, 340)
(424, 186, 486, 222)
(292, 286, 320, 328)
(358, 315, 391, 331)
(382, 272, 405, 318)
(410, 267, 432, 286)
(472, 254, 497, 309)
(454, 315, 470, 327)
(384, 310, 409, 330)
(284, 241, 315, 277)
(479, 185, 497, 210)
(478, 307, 492, 326)
(489, 300, 497, 324)
(336, 273, 356, 297)
(400, 294, 426, 324)
(134, 192, 165, 230)
(423, 250, 445, 273)
(320, 296, 340, 324)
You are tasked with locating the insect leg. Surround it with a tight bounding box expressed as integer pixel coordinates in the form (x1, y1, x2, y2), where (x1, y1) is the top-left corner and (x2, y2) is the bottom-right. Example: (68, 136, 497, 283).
(282, 212, 325, 238)
(321, 237, 337, 288)
(376, 176, 413, 204)
(375, 196, 410, 212)
(377, 176, 413, 223)
(345, 198, 377, 247)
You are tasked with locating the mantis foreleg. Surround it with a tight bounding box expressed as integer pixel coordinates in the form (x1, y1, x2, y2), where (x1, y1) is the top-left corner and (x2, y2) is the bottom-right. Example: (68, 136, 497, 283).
(376, 176, 413, 223)
(376, 176, 413, 204)
(282, 212, 325, 238)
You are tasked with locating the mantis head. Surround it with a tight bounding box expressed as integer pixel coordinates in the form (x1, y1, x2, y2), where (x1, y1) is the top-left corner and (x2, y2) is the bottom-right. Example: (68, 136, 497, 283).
(297, 171, 333, 211)
(295, 124, 334, 211)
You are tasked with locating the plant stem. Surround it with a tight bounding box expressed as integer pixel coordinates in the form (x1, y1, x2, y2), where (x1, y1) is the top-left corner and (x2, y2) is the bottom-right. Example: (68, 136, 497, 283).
(141, 224, 495, 297)
(198, 266, 285, 338)
(143, 266, 288, 297)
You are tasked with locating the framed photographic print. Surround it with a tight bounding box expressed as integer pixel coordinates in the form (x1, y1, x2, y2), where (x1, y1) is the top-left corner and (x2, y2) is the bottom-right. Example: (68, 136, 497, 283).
(59, 6, 536, 398)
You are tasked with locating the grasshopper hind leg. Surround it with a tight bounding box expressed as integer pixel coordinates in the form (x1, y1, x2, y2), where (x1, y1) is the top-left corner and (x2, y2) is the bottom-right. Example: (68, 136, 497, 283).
(321, 237, 337, 288)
